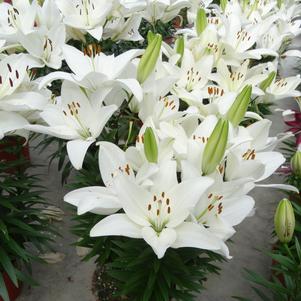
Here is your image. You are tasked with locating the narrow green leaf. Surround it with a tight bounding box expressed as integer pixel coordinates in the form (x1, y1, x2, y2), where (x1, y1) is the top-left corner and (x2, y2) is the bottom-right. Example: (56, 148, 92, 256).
(0, 273, 9, 301)
(0, 249, 18, 287)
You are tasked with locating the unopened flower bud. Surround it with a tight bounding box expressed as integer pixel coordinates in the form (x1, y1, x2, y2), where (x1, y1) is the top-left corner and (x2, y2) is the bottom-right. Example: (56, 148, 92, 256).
(291, 151, 301, 176)
(227, 85, 252, 127)
(137, 34, 162, 84)
(196, 9, 207, 36)
(147, 31, 155, 44)
(260, 71, 276, 92)
(274, 199, 295, 243)
(220, 0, 227, 11)
(202, 119, 229, 175)
(144, 127, 158, 163)
(175, 36, 184, 66)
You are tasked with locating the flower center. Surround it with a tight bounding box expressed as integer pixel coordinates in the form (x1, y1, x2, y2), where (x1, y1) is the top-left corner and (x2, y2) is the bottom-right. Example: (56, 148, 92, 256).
(43, 38, 53, 62)
(197, 193, 224, 224)
(147, 192, 172, 233)
(63, 101, 91, 138)
(0, 63, 21, 98)
(185, 67, 202, 92)
(7, 8, 20, 30)
(76, 0, 96, 26)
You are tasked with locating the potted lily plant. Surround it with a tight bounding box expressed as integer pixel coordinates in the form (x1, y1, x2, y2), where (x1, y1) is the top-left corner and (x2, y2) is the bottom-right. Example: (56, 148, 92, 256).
(0, 137, 56, 301)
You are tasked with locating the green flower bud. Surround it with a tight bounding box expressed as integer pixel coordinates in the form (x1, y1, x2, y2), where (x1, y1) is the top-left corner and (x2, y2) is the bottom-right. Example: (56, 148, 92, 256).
(277, 0, 283, 8)
(137, 34, 162, 84)
(291, 151, 301, 176)
(144, 127, 158, 163)
(175, 36, 184, 66)
(227, 85, 252, 127)
(202, 119, 229, 175)
(260, 71, 276, 92)
(147, 31, 156, 44)
(175, 36, 184, 58)
(274, 199, 295, 244)
(220, 0, 228, 12)
(196, 9, 207, 36)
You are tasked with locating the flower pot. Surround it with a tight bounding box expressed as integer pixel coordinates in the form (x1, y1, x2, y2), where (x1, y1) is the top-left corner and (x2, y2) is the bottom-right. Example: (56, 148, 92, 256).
(0, 137, 30, 173)
(0, 271, 21, 301)
(92, 265, 128, 301)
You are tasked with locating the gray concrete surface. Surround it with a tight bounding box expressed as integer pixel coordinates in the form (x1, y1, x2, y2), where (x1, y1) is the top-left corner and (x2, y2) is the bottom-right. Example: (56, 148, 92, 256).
(17, 141, 95, 301)
(17, 40, 301, 301)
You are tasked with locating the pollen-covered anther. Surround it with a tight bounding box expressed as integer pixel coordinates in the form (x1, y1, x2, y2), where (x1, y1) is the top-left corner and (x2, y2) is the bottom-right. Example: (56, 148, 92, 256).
(208, 204, 214, 211)
(275, 79, 288, 87)
(208, 17, 219, 25)
(124, 164, 131, 175)
(218, 164, 224, 174)
(84, 44, 101, 57)
(136, 135, 144, 144)
(242, 149, 256, 160)
(208, 86, 224, 97)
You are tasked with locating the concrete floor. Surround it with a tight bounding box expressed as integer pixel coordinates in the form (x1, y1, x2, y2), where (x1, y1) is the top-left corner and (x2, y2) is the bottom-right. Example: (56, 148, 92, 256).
(17, 43, 300, 301)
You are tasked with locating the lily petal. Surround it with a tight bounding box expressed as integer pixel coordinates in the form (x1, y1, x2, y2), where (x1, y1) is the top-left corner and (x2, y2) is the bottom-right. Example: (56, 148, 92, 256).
(64, 186, 121, 215)
(142, 226, 177, 259)
(66, 139, 94, 170)
(90, 214, 142, 238)
(172, 222, 221, 251)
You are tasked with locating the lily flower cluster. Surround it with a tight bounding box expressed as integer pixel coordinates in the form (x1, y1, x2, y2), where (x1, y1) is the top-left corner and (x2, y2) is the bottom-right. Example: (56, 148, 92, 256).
(0, 0, 300, 259)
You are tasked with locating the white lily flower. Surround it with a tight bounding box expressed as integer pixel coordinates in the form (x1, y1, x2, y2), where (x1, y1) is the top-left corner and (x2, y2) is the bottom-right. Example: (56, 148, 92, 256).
(208, 59, 266, 96)
(265, 75, 301, 100)
(56, 0, 112, 40)
(0, 111, 29, 139)
(90, 160, 222, 259)
(221, 14, 278, 62)
(225, 119, 285, 182)
(64, 141, 160, 217)
(138, 94, 182, 126)
(36, 0, 63, 30)
(0, 54, 48, 112)
(187, 0, 213, 23)
(172, 49, 214, 105)
(18, 24, 66, 69)
(26, 81, 118, 170)
(181, 163, 255, 257)
(142, 0, 190, 24)
(0, 0, 37, 42)
(103, 14, 143, 42)
(256, 24, 289, 53)
(39, 44, 143, 102)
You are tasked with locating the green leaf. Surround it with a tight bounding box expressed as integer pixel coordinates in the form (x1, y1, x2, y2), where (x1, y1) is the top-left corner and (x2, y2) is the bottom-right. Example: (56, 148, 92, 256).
(232, 297, 253, 301)
(0, 272, 9, 301)
(0, 219, 9, 240)
(268, 253, 296, 271)
(0, 249, 18, 287)
(252, 287, 272, 301)
(295, 237, 301, 263)
(244, 269, 290, 295)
